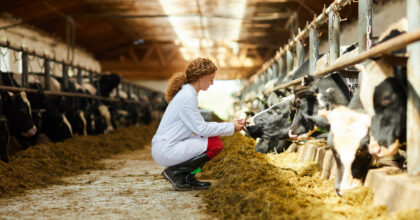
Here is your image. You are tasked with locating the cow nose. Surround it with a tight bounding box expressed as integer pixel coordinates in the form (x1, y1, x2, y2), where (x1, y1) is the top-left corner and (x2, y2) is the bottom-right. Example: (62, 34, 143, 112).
(22, 125, 37, 137)
(288, 129, 298, 139)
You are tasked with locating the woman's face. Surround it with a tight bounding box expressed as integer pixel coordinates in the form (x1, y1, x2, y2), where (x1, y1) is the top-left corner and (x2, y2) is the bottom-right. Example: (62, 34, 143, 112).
(199, 72, 215, 91)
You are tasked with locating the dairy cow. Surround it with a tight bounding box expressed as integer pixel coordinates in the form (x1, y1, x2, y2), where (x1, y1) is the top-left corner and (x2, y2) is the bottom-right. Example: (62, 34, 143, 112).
(322, 18, 408, 196)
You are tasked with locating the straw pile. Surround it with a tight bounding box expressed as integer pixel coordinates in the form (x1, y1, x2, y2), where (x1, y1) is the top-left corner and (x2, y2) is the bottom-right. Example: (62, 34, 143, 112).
(0, 123, 157, 198)
(201, 133, 419, 220)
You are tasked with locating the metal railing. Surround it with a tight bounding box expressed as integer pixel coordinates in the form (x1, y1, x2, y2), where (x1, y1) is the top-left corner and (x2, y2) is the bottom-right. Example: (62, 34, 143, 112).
(0, 41, 160, 104)
(239, 0, 420, 176)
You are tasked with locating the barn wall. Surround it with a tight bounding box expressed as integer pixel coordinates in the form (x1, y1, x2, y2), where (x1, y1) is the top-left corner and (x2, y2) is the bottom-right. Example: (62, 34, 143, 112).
(319, 0, 406, 53)
(0, 15, 100, 76)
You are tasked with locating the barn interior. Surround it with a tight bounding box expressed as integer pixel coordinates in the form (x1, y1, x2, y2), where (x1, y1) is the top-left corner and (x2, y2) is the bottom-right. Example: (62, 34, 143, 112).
(1, 0, 420, 219)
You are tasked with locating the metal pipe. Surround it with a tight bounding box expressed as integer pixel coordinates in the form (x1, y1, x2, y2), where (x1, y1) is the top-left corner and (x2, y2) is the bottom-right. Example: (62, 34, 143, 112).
(309, 25, 319, 74)
(407, 0, 420, 176)
(286, 48, 294, 73)
(21, 51, 28, 88)
(281, 0, 351, 51)
(263, 28, 420, 94)
(77, 67, 83, 85)
(0, 85, 140, 104)
(89, 71, 93, 84)
(0, 41, 94, 74)
(278, 53, 286, 77)
(62, 63, 69, 90)
(358, 0, 373, 52)
(296, 39, 305, 67)
(328, 9, 340, 65)
(44, 59, 51, 91)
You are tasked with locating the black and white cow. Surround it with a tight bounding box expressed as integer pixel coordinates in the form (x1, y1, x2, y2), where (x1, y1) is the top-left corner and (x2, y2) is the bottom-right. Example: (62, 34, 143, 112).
(321, 17, 408, 196)
(288, 73, 352, 139)
(242, 95, 293, 153)
(0, 72, 38, 151)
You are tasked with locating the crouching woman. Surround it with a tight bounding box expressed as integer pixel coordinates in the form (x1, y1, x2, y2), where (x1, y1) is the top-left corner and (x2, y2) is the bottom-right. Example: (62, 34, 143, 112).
(151, 57, 244, 191)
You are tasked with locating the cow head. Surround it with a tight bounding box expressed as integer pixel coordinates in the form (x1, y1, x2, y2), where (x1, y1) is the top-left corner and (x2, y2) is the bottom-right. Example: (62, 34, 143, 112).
(245, 95, 294, 140)
(1, 92, 37, 137)
(288, 74, 351, 140)
(369, 77, 406, 158)
(320, 107, 373, 196)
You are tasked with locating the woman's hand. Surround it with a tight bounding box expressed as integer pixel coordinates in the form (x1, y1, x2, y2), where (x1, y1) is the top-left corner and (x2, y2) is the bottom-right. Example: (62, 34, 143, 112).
(233, 119, 245, 132)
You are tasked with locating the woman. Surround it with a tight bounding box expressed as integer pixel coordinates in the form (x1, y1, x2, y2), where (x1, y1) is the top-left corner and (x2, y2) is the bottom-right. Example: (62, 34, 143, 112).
(152, 57, 245, 191)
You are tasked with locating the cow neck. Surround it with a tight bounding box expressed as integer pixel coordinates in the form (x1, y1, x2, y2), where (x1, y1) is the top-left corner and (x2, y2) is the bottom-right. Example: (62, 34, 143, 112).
(330, 74, 352, 102)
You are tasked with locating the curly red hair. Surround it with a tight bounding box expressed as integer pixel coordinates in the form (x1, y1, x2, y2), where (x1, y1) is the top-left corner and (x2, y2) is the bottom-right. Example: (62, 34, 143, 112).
(165, 58, 217, 102)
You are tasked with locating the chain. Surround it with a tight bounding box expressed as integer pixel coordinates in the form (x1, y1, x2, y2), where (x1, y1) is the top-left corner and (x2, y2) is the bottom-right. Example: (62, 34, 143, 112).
(0, 48, 9, 72)
(366, 14, 372, 49)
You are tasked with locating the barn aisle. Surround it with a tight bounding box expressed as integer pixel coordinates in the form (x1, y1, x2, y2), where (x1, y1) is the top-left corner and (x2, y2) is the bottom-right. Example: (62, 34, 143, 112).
(0, 147, 209, 220)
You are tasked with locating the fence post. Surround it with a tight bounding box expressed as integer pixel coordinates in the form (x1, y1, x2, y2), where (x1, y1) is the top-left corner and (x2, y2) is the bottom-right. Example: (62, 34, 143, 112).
(309, 23, 319, 74)
(21, 51, 28, 88)
(127, 83, 132, 99)
(278, 52, 286, 77)
(62, 63, 69, 90)
(328, 8, 340, 65)
(88, 71, 93, 84)
(358, 0, 373, 52)
(44, 59, 51, 90)
(407, 0, 420, 176)
(77, 67, 83, 85)
(296, 39, 305, 67)
(286, 47, 294, 73)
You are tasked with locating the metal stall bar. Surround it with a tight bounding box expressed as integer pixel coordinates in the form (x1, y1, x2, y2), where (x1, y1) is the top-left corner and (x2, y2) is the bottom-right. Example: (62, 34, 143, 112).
(328, 6, 340, 65)
(0, 85, 140, 104)
(359, 0, 373, 52)
(21, 51, 28, 88)
(44, 59, 51, 90)
(265, 28, 420, 94)
(278, 52, 286, 77)
(0, 41, 94, 75)
(77, 67, 83, 85)
(296, 38, 305, 67)
(62, 63, 69, 90)
(407, 0, 420, 176)
(309, 21, 319, 74)
(286, 47, 294, 73)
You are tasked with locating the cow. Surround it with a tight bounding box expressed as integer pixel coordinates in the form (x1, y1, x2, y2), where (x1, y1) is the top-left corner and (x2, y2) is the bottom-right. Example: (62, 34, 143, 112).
(0, 72, 38, 150)
(319, 106, 372, 196)
(245, 95, 295, 140)
(320, 18, 408, 196)
(288, 73, 352, 140)
(0, 115, 9, 162)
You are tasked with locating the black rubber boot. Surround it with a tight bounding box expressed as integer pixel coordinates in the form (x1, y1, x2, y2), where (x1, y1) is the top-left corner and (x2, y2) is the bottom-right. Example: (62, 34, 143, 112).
(161, 169, 193, 191)
(161, 152, 211, 191)
(186, 174, 211, 189)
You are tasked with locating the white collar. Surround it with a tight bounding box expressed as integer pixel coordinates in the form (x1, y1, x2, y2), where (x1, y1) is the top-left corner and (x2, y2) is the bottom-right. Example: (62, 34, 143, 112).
(184, 83, 198, 96)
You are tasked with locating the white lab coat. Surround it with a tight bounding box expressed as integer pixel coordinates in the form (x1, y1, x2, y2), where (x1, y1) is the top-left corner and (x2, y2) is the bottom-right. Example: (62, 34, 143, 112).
(152, 84, 234, 167)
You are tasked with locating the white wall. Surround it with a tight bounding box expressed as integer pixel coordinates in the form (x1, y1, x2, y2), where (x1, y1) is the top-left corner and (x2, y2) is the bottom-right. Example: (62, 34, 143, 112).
(319, 0, 406, 53)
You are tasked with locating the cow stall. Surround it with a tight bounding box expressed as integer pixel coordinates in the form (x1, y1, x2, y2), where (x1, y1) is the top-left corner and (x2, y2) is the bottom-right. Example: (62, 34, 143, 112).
(1, 0, 420, 219)
(237, 0, 420, 214)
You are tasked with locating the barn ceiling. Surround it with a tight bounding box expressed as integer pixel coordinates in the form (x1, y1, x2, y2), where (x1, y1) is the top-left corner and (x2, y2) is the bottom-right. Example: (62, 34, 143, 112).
(0, 0, 358, 80)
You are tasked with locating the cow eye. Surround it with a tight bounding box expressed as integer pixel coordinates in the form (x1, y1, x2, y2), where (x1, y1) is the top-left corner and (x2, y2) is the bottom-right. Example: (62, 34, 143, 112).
(295, 98, 301, 105)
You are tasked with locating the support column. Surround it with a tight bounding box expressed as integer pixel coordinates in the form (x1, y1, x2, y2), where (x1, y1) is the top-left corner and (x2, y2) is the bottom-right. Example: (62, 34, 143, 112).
(328, 8, 340, 65)
(44, 59, 51, 90)
(21, 51, 28, 88)
(407, 0, 420, 176)
(309, 23, 319, 74)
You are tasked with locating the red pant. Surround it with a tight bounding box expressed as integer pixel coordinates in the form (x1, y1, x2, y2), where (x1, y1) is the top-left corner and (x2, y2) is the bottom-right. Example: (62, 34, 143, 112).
(206, 136, 224, 159)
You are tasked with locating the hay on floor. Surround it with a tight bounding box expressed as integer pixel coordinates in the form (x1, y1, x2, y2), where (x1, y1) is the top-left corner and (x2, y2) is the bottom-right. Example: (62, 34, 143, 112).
(200, 133, 419, 220)
(0, 123, 157, 198)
